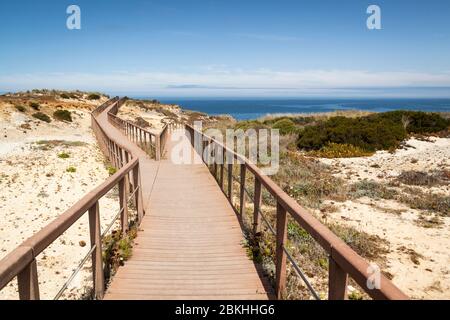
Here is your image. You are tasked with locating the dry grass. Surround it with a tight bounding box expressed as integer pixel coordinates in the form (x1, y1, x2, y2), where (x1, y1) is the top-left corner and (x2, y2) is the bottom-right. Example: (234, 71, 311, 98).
(395, 170, 450, 187)
(308, 143, 374, 158)
(258, 110, 374, 122)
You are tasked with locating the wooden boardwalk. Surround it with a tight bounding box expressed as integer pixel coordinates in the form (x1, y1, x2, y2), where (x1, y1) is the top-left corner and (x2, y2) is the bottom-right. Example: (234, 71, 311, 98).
(98, 111, 270, 300)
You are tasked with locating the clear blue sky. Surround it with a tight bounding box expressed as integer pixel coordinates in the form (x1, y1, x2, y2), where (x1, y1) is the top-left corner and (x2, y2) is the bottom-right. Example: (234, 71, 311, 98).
(1, 0, 450, 97)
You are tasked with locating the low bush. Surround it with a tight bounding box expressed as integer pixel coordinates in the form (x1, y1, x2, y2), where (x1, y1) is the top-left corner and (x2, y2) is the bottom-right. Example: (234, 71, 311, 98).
(53, 110, 73, 122)
(60, 93, 70, 99)
(58, 152, 70, 159)
(15, 105, 26, 112)
(349, 179, 398, 200)
(309, 143, 374, 158)
(29, 102, 40, 110)
(66, 166, 77, 173)
(107, 166, 117, 175)
(297, 111, 450, 152)
(32, 112, 51, 123)
(272, 118, 297, 135)
(87, 93, 101, 100)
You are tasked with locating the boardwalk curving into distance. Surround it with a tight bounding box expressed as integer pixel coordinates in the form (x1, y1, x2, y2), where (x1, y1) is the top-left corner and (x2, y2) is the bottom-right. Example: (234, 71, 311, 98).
(98, 106, 271, 300)
(0, 97, 407, 301)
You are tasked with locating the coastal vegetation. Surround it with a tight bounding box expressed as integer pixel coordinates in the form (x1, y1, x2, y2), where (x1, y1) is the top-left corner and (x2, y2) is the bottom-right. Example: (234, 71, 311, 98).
(297, 111, 450, 153)
(53, 109, 73, 122)
(15, 105, 26, 112)
(229, 110, 450, 158)
(32, 112, 51, 123)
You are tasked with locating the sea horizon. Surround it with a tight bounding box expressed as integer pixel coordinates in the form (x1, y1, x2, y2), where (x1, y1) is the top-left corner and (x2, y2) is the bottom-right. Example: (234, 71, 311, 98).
(135, 97, 450, 120)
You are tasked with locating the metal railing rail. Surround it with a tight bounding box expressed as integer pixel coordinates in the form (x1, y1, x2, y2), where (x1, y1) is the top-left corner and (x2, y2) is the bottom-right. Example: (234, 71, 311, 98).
(184, 123, 409, 300)
(0, 98, 145, 300)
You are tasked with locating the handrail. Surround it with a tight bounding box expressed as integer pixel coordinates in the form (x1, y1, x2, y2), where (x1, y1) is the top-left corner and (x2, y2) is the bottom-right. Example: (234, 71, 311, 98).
(106, 99, 169, 160)
(0, 97, 145, 300)
(184, 123, 409, 300)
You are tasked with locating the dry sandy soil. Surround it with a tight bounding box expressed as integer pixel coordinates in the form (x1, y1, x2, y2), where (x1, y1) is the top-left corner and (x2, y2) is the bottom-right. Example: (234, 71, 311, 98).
(0, 95, 120, 299)
(319, 137, 450, 299)
(0, 93, 181, 300)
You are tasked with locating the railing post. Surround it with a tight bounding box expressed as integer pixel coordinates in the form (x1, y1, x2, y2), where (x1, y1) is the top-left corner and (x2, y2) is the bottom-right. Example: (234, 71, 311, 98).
(88, 201, 105, 299)
(328, 256, 348, 300)
(219, 147, 224, 190)
(17, 258, 40, 300)
(108, 140, 113, 164)
(118, 147, 124, 169)
(239, 163, 246, 216)
(213, 144, 218, 179)
(119, 177, 129, 233)
(156, 135, 161, 161)
(253, 179, 262, 235)
(227, 162, 233, 200)
(133, 163, 144, 222)
(275, 202, 288, 300)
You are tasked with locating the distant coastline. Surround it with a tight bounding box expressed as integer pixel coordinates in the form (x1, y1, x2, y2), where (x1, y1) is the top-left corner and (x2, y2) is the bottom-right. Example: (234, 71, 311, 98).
(149, 97, 450, 120)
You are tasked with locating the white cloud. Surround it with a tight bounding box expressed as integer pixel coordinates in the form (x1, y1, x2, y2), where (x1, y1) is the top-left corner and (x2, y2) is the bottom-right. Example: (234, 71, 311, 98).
(1, 69, 450, 96)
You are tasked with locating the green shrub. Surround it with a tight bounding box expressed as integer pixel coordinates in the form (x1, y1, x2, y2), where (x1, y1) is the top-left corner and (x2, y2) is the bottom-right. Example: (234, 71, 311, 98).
(15, 105, 26, 112)
(297, 111, 450, 152)
(32, 112, 51, 123)
(53, 110, 73, 122)
(29, 102, 40, 110)
(60, 93, 70, 99)
(309, 143, 374, 158)
(87, 93, 101, 100)
(272, 118, 297, 135)
(107, 166, 117, 175)
(66, 166, 77, 173)
(58, 152, 70, 159)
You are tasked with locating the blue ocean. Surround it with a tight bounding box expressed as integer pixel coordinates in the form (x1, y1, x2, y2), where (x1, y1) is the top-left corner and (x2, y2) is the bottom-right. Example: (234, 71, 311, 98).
(153, 98, 450, 120)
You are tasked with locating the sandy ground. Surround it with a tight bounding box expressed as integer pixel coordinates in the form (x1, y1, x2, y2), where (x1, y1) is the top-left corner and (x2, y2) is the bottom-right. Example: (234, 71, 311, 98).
(319, 137, 450, 299)
(118, 101, 176, 134)
(0, 105, 119, 300)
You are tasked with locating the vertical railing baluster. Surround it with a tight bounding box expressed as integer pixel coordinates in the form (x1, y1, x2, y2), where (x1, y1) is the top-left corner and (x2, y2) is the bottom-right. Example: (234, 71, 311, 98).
(213, 143, 218, 179)
(133, 163, 144, 222)
(118, 147, 124, 169)
(328, 256, 348, 300)
(253, 178, 262, 235)
(88, 201, 104, 299)
(227, 162, 233, 200)
(17, 259, 40, 300)
(119, 177, 129, 233)
(219, 147, 224, 190)
(239, 163, 246, 216)
(275, 202, 288, 300)
(156, 135, 161, 161)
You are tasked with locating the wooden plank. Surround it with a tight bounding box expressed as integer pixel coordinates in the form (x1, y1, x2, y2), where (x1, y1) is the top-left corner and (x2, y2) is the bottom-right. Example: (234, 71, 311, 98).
(103, 128, 270, 300)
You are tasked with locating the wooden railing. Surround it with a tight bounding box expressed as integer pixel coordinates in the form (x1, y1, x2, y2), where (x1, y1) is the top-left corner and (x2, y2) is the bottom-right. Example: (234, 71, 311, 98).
(0, 98, 144, 300)
(185, 124, 408, 300)
(107, 100, 169, 160)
